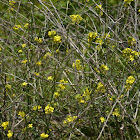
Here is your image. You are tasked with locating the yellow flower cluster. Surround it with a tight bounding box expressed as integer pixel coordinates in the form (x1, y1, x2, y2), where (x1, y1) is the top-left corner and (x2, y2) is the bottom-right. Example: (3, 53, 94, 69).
(83, 88, 91, 101)
(112, 108, 120, 117)
(36, 61, 42, 66)
(53, 35, 61, 43)
(24, 23, 29, 28)
(72, 59, 83, 71)
(43, 52, 51, 59)
(28, 123, 33, 128)
(124, 0, 133, 5)
(45, 104, 54, 114)
(9, 0, 16, 11)
(69, 15, 83, 24)
(22, 82, 28, 86)
(18, 111, 25, 118)
(5, 84, 11, 89)
(95, 5, 103, 16)
(7, 130, 13, 138)
(54, 92, 60, 98)
(13, 25, 21, 30)
(95, 82, 105, 93)
(48, 30, 61, 43)
(48, 30, 56, 37)
(22, 59, 28, 64)
(40, 133, 49, 139)
(63, 115, 77, 125)
(58, 79, 68, 90)
(2, 121, 9, 129)
(9, 0, 16, 6)
(75, 88, 91, 103)
(34, 37, 43, 43)
(22, 44, 26, 48)
(125, 76, 135, 90)
(33, 105, 42, 110)
(127, 36, 136, 46)
(122, 48, 139, 62)
(34, 72, 39, 76)
(88, 32, 97, 42)
(100, 117, 105, 123)
(100, 64, 109, 72)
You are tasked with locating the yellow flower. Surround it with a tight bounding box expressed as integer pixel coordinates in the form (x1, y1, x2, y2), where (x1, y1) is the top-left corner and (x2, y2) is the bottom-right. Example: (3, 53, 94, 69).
(56, 49, 59, 53)
(38, 38, 42, 43)
(47, 76, 53, 81)
(112, 108, 120, 117)
(88, 32, 97, 42)
(124, 0, 133, 5)
(45, 104, 54, 114)
(5, 84, 11, 89)
(70, 15, 83, 24)
(18, 50, 23, 53)
(13, 25, 21, 30)
(2, 121, 9, 130)
(18, 111, 25, 118)
(96, 38, 103, 46)
(72, 59, 83, 71)
(34, 37, 38, 42)
(95, 82, 105, 93)
(95, 5, 103, 16)
(127, 36, 136, 46)
(33, 105, 41, 110)
(129, 55, 134, 61)
(126, 76, 135, 85)
(24, 23, 29, 28)
(22, 44, 26, 48)
(9, 0, 16, 6)
(7, 130, 13, 138)
(34, 72, 39, 76)
(48, 30, 56, 36)
(83, 88, 91, 101)
(40, 133, 49, 139)
(54, 35, 61, 43)
(22, 59, 28, 64)
(63, 115, 77, 125)
(100, 64, 109, 71)
(22, 82, 28, 86)
(100, 117, 105, 123)
(138, 9, 140, 12)
(36, 61, 41, 66)
(28, 124, 33, 128)
(58, 79, 68, 90)
(43, 52, 51, 59)
(54, 92, 60, 98)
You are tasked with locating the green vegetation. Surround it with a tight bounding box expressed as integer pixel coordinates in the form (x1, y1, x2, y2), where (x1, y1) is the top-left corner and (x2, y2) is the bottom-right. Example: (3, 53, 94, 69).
(0, 0, 140, 139)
